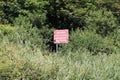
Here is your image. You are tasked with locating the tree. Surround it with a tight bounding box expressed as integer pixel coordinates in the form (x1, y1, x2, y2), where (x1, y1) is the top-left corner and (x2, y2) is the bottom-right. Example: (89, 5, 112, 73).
(95, 0, 120, 23)
(0, 0, 48, 28)
(85, 9, 118, 36)
(45, 0, 104, 30)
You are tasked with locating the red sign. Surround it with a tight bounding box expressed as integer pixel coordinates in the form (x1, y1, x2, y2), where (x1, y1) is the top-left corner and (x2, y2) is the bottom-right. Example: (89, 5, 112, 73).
(54, 29, 69, 44)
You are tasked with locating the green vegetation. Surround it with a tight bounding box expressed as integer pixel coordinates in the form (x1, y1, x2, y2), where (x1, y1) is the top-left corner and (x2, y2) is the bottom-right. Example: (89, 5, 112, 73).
(0, 41, 120, 80)
(0, 0, 120, 79)
(60, 29, 118, 54)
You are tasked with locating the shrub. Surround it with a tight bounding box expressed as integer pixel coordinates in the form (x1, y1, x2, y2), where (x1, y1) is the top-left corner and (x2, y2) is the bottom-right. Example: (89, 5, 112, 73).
(85, 9, 118, 37)
(0, 16, 46, 51)
(0, 43, 120, 80)
(60, 29, 115, 54)
(12, 15, 45, 50)
(39, 26, 54, 51)
(0, 42, 59, 80)
(13, 15, 54, 51)
(0, 24, 16, 35)
(112, 27, 120, 48)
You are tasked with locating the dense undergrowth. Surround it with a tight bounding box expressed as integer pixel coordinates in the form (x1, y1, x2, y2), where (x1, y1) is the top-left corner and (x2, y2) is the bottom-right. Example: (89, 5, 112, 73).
(0, 41, 120, 80)
(0, 24, 120, 80)
(0, 0, 120, 79)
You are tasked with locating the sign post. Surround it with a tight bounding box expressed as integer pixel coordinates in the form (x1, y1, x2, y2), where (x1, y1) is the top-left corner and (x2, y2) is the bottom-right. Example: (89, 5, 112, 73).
(56, 44, 58, 52)
(54, 29, 69, 52)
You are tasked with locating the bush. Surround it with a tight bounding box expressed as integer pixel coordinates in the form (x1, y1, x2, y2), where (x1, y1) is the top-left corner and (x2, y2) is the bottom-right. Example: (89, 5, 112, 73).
(13, 15, 54, 51)
(0, 42, 59, 80)
(12, 15, 46, 50)
(0, 43, 120, 80)
(0, 15, 55, 51)
(112, 27, 120, 48)
(0, 24, 16, 36)
(0, 16, 47, 51)
(60, 29, 115, 54)
(85, 9, 118, 37)
(39, 26, 54, 51)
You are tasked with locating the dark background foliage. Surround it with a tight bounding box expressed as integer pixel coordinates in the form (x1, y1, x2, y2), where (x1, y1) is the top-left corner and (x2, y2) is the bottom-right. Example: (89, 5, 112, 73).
(0, 0, 120, 53)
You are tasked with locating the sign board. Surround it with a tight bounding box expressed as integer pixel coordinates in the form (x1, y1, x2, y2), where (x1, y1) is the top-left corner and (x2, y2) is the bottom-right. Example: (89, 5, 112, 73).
(54, 29, 69, 44)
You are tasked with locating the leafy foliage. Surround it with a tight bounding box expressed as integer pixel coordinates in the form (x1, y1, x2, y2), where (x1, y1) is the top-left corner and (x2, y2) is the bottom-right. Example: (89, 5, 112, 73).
(60, 29, 116, 54)
(0, 22, 45, 51)
(85, 9, 118, 36)
(0, 24, 16, 35)
(45, 0, 95, 29)
(0, 0, 47, 28)
(0, 42, 120, 80)
(95, 0, 120, 23)
(0, 0, 120, 79)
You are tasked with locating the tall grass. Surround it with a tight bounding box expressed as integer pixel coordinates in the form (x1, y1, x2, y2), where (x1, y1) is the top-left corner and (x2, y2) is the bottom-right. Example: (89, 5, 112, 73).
(0, 24, 120, 80)
(60, 29, 118, 54)
(0, 40, 120, 80)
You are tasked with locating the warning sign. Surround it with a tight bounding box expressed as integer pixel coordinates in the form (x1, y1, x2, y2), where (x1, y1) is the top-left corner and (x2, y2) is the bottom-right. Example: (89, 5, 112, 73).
(54, 29, 69, 44)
